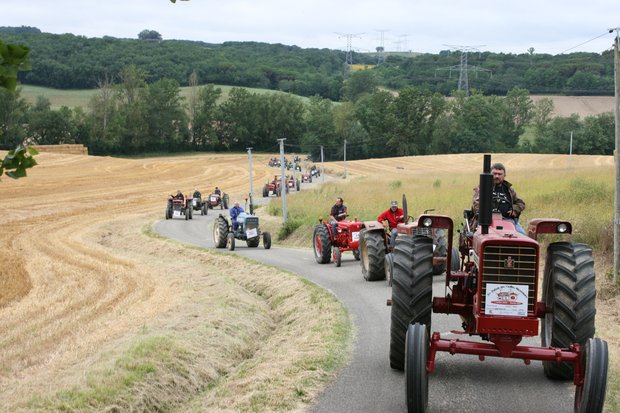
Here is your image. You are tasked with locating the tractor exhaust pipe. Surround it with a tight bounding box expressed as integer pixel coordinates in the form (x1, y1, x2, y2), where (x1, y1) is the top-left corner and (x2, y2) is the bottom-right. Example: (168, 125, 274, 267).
(479, 154, 493, 235)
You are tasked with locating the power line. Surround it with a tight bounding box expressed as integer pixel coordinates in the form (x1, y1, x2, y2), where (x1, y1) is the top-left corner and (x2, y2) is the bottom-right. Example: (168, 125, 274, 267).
(559, 30, 613, 54)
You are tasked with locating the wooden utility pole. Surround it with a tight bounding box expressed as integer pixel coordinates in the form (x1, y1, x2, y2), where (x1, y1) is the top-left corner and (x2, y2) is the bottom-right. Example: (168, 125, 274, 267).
(613, 28, 620, 285)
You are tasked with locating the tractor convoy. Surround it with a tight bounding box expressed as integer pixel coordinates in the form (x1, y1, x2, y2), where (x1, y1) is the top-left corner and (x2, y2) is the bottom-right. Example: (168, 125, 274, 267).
(163, 154, 609, 413)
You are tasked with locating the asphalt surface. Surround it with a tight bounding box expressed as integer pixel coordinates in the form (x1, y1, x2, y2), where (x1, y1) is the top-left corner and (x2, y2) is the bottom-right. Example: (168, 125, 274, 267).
(155, 196, 575, 412)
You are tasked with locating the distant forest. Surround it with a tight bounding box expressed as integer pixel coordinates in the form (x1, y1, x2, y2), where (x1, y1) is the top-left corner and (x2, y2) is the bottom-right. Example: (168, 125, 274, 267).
(0, 26, 615, 100)
(0, 26, 615, 159)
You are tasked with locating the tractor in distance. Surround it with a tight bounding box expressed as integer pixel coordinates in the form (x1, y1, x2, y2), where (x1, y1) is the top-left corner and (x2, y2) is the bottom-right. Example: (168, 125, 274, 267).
(390, 154, 608, 413)
(213, 194, 271, 251)
(262, 175, 288, 197)
(313, 214, 363, 267)
(206, 189, 229, 210)
(165, 193, 192, 220)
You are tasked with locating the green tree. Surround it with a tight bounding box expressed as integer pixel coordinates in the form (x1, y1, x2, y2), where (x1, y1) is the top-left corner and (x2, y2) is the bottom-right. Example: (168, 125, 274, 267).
(138, 29, 162, 42)
(342, 70, 378, 102)
(0, 38, 36, 180)
(140, 78, 188, 151)
(0, 86, 27, 148)
(191, 84, 222, 150)
(354, 90, 394, 158)
(302, 95, 337, 160)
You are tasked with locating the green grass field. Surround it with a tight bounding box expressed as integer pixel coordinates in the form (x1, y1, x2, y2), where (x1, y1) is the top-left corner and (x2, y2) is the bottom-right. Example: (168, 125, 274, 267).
(18, 84, 306, 110)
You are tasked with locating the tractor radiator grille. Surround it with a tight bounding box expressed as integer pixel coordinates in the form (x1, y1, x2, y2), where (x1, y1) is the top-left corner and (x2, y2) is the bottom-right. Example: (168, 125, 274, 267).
(413, 227, 432, 238)
(245, 217, 259, 228)
(480, 245, 537, 314)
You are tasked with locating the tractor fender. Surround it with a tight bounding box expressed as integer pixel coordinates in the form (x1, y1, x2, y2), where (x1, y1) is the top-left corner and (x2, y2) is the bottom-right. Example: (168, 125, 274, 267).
(527, 218, 572, 240)
(362, 220, 386, 232)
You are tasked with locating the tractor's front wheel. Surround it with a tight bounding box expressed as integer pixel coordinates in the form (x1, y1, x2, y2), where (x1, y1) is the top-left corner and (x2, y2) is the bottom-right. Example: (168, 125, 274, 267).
(390, 235, 433, 371)
(213, 216, 229, 248)
(360, 229, 386, 281)
(313, 224, 331, 264)
(334, 248, 342, 267)
(432, 228, 448, 275)
(574, 338, 609, 413)
(385, 252, 394, 286)
(450, 247, 460, 272)
(542, 242, 596, 380)
(227, 233, 235, 251)
(405, 323, 429, 413)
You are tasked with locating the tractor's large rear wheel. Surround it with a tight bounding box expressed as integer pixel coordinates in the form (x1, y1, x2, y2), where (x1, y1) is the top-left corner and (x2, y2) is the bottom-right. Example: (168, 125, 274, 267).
(313, 224, 331, 264)
(390, 235, 433, 371)
(263, 186, 269, 197)
(405, 323, 429, 413)
(360, 229, 386, 281)
(574, 338, 608, 413)
(432, 228, 447, 275)
(542, 242, 596, 380)
(213, 216, 229, 248)
(223, 194, 229, 209)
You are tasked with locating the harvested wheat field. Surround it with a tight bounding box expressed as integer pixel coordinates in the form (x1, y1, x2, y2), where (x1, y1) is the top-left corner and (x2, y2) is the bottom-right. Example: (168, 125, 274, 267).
(0, 151, 618, 411)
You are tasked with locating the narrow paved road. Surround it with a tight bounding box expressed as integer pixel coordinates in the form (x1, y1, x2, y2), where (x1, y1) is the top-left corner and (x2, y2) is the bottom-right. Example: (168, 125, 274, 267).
(155, 209, 575, 412)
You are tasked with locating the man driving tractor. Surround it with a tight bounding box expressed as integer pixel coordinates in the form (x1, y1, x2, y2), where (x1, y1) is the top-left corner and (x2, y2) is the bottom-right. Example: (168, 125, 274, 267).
(377, 200, 405, 248)
(229, 201, 244, 233)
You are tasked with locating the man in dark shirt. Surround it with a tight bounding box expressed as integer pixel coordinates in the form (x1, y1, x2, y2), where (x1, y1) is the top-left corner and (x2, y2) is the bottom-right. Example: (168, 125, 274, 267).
(329, 197, 347, 236)
(472, 162, 526, 235)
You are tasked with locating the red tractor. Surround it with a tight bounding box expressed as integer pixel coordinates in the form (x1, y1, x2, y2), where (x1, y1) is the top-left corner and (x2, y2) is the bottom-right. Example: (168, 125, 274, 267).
(313, 216, 363, 266)
(165, 195, 192, 220)
(301, 172, 313, 183)
(390, 154, 608, 412)
(285, 175, 301, 191)
(262, 175, 288, 197)
(206, 191, 229, 210)
(358, 204, 459, 285)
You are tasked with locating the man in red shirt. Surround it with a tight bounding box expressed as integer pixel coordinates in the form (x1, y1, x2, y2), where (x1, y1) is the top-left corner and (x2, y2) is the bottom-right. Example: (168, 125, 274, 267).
(377, 200, 405, 248)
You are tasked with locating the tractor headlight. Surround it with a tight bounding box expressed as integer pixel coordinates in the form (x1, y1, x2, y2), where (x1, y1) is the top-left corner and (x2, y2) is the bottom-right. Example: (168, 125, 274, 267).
(422, 217, 433, 227)
(557, 223, 568, 233)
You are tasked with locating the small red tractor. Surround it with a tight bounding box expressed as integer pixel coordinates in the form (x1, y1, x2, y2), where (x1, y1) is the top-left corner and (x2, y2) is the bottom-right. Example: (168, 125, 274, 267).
(390, 154, 608, 412)
(285, 175, 301, 191)
(262, 175, 288, 197)
(358, 203, 459, 285)
(301, 172, 313, 183)
(165, 195, 192, 220)
(206, 191, 229, 210)
(313, 215, 363, 266)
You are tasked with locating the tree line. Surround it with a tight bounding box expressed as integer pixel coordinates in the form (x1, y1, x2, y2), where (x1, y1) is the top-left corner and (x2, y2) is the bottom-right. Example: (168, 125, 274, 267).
(0, 66, 613, 159)
(0, 27, 615, 100)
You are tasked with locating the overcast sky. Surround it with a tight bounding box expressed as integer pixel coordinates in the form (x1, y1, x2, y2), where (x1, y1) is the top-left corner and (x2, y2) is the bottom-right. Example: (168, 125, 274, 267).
(3, 0, 620, 55)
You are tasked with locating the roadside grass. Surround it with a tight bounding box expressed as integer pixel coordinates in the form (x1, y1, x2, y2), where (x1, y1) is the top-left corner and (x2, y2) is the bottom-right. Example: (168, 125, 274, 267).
(268, 167, 613, 252)
(23, 218, 351, 413)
